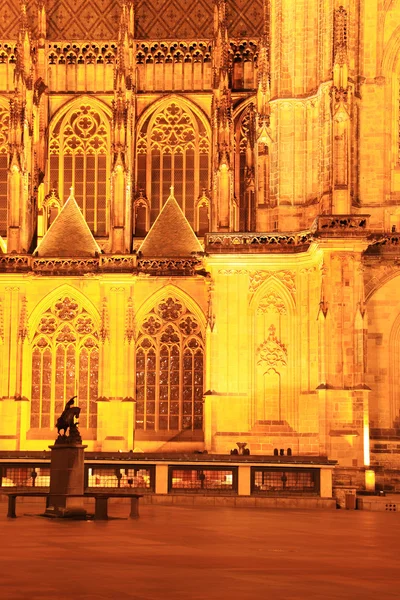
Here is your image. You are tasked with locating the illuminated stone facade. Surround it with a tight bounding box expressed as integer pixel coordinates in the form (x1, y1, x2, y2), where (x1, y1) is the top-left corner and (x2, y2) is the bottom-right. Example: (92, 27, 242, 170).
(0, 0, 400, 487)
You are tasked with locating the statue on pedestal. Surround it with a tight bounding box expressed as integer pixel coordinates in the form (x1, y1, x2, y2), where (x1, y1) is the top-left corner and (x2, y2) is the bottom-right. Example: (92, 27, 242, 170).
(55, 396, 82, 444)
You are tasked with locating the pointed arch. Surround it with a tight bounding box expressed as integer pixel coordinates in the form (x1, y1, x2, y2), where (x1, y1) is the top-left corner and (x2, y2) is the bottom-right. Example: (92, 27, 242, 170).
(250, 275, 296, 314)
(232, 96, 257, 121)
(29, 284, 101, 342)
(29, 286, 100, 432)
(135, 95, 211, 231)
(49, 95, 112, 134)
(136, 94, 211, 139)
(251, 276, 297, 429)
(135, 283, 207, 333)
(47, 96, 112, 235)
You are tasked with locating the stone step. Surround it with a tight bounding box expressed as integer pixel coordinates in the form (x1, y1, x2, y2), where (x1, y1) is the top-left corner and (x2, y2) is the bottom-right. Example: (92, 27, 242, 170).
(252, 420, 294, 433)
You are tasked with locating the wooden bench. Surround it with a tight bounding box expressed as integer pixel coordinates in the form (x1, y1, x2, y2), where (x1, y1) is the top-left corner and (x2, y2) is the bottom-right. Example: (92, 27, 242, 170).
(84, 492, 143, 520)
(2, 491, 50, 518)
(2, 491, 142, 520)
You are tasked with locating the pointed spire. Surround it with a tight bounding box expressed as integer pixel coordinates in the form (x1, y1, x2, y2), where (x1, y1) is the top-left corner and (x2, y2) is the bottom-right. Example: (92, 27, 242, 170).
(37, 0, 47, 40)
(256, 0, 272, 145)
(20, 0, 28, 30)
(333, 6, 348, 89)
(213, 0, 229, 87)
(34, 188, 101, 257)
(115, 0, 135, 91)
(138, 187, 203, 257)
(15, 0, 31, 86)
(257, 0, 270, 110)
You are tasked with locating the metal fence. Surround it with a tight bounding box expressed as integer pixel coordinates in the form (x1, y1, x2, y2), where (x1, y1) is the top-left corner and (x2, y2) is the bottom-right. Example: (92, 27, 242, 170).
(86, 465, 155, 492)
(0, 462, 322, 497)
(168, 466, 238, 493)
(251, 468, 319, 495)
(0, 465, 50, 488)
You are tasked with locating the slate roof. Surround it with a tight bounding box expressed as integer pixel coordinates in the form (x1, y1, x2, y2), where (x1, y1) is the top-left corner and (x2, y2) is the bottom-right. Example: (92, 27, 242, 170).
(34, 190, 101, 257)
(138, 188, 203, 257)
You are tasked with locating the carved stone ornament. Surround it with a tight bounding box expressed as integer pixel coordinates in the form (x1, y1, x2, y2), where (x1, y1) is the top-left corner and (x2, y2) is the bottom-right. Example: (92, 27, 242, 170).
(155, 297, 184, 321)
(125, 297, 135, 343)
(100, 297, 109, 343)
(257, 292, 287, 315)
(257, 324, 287, 368)
(19, 297, 28, 341)
(249, 270, 296, 295)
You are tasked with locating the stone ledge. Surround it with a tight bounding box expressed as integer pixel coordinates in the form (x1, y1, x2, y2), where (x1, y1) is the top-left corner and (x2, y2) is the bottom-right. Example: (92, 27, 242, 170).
(140, 494, 336, 509)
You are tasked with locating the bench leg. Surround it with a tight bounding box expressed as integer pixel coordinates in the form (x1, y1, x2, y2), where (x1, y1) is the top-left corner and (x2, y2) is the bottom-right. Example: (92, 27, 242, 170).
(129, 497, 140, 519)
(7, 495, 17, 518)
(94, 497, 108, 520)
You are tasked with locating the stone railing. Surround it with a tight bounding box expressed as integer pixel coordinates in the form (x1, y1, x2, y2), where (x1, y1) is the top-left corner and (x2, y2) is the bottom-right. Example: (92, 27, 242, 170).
(100, 255, 137, 271)
(0, 254, 31, 271)
(0, 254, 202, 275)
(137, 257, 201, 274)
(204, 231, 313, 252)
(0, 255, 137, 274)
(32, 257, 100, 273)
(364, 233, 400, 255)
(312, 214, 370, 235)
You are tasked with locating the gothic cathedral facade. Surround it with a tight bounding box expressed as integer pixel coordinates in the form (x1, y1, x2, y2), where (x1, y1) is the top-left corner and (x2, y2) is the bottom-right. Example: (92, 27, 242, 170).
(0, 0, 400, 487)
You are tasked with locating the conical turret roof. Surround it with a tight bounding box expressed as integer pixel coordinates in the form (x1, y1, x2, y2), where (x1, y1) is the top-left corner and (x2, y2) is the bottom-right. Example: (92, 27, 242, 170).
(138, 187, 202, 257)
(35, 189, 101, 257)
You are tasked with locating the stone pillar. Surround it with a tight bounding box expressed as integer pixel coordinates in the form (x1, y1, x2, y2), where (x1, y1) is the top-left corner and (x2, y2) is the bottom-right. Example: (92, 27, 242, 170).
(155, 464, 169, 494)
(238, 465, 251, 496)
(320, 468, 333, 498)
(47, 443, 87, 517)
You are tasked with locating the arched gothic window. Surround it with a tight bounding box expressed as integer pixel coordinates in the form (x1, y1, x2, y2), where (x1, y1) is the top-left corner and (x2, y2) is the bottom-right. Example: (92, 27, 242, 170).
(136, 101, 210, 232)
(235, 104, 260, 231)
(30, 296, 99, 431)
(135, 296, 204, 432)
(49, 103, 109, 235)
(0, 105, 9, 236)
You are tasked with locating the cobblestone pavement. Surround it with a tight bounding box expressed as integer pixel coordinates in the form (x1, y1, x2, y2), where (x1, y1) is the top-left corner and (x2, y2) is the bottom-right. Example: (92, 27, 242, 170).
(0, 503, 399, 600)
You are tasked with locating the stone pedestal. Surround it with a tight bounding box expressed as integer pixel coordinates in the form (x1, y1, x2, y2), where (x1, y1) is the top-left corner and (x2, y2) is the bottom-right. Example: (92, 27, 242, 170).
(46, 443, 88, 518)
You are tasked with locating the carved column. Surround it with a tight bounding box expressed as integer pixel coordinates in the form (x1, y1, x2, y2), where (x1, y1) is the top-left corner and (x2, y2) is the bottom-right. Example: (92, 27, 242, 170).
(212, 0, 234, 231)
(7, 1, 37, 253)
(316, 241, 370, 467)
(331, 6, 352, 214)
(110, 1, 135, 253)
(255, 0, 273, 230)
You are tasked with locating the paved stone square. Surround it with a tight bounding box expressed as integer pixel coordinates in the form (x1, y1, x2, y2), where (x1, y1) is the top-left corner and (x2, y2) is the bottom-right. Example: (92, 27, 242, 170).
(0, 504, 399, 600)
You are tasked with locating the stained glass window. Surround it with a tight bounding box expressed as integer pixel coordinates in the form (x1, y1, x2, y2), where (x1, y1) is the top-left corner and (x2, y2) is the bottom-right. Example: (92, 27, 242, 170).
(135, 296, 204, 432)
(30, 297, 99, 431)
(49, 104, 109, 235)
(136, 101, 210, 233)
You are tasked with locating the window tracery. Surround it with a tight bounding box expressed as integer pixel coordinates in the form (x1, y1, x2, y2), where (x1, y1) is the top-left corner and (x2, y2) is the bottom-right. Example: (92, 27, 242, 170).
(136, 101, 210, 232)
(42, 189, 62, 232)
(0, 105, 9, 236)
(30, 296, 99, 431)
(235, 104, 256, 230)
(135, 296, 204, 432)
(49, 104, 109, 235)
